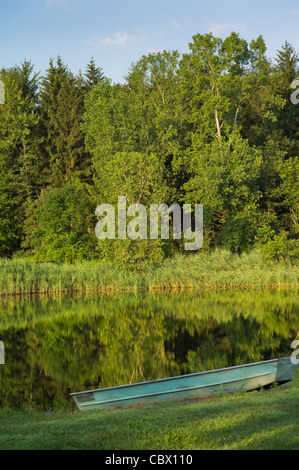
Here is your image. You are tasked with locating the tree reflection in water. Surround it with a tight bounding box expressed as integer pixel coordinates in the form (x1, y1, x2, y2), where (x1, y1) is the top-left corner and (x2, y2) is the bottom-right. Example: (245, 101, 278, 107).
(0, 289, 298, 410)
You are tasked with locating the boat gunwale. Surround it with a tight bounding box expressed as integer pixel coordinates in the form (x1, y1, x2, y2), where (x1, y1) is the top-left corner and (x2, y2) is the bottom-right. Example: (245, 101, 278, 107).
(70, 357, 287, 397)
(77, 371, 277, 407)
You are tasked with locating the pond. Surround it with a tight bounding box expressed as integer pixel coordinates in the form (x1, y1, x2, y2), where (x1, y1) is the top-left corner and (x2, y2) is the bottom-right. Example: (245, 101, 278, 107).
(0, 289, 298, 410)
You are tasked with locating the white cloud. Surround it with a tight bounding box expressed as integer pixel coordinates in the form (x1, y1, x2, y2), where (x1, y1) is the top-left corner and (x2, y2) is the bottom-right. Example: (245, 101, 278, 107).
(45, 0, 72, 10)
(147, 47, 164, 54)
(209, 22, 246, 37)
(171, 20, 181, 31)
(86, 30, 148, 48)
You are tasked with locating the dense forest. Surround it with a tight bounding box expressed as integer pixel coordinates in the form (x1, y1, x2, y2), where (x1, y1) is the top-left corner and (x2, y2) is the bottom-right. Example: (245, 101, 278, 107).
(0, 32, 298, 269)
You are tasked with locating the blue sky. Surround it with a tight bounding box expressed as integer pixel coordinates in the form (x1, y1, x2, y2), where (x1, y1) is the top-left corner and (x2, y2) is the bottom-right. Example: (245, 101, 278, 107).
(1, 0, 299, 83)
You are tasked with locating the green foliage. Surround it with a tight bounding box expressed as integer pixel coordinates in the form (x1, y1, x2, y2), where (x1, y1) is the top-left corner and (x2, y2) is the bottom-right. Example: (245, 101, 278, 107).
(23, 185, 97, 263)
(0, 35, 299, 263)
(84, 57, 105, 91)
(98, 238, 165, 272)
(0, 65, 40, 256)
(184, 130, 262, 251)
(261, 230, 299, 261)
(278, 156, 299, 234)
(39, 57, 92, 186)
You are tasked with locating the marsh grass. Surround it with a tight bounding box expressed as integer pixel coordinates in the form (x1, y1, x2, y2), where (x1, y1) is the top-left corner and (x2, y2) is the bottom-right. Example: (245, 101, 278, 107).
(0, 248, 298, 296)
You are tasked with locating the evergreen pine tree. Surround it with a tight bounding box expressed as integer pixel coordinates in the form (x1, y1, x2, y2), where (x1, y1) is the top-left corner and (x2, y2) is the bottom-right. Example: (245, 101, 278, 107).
(38, 57, 92, 186)
(276, 41, 299, 85)
(0, 66, 39, 255)
(84, 57, 105, 91)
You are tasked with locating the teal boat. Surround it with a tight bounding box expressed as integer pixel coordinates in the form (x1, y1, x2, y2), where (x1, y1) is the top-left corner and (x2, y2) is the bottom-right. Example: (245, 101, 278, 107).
(70, 357, 298, 411)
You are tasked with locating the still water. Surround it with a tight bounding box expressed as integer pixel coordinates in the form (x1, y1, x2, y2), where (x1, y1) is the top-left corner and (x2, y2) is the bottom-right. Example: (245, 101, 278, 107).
(0, 289, 298, 410)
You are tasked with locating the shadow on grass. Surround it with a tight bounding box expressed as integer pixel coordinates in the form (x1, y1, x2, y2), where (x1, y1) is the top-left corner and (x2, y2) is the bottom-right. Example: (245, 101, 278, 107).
(1, 381, 298, 450)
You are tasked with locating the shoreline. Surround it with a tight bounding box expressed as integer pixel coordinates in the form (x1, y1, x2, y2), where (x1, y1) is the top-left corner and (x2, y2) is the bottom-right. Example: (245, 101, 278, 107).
(0, 377, 298, 450)
(0, 282, 298, 298)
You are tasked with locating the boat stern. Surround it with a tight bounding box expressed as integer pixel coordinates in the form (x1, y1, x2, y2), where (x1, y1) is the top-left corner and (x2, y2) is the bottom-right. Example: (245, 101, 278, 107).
(276, 357, 298, 383)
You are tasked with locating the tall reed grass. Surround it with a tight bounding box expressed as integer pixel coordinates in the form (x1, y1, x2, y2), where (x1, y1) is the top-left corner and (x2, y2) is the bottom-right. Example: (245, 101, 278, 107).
(0, 248, 298, 296)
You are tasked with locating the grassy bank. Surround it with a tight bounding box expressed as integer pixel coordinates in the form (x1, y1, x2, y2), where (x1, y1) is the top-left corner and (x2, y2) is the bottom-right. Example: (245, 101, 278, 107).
(0, 248, 299, 296)
(0, 376, 298, 450)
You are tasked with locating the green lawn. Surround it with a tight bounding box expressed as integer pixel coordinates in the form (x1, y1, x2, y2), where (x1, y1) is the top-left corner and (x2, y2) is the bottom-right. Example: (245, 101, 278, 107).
(1, 376, 298, 450)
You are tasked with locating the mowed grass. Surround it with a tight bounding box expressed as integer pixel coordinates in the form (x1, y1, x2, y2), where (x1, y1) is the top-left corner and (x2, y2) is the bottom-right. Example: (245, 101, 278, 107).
(1, 248, 299, 295)
(0, 377, 298, 450)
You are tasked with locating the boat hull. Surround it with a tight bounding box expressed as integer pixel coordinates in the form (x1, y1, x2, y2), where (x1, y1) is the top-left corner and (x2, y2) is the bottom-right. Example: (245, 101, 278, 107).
(70, 357, 298, 411)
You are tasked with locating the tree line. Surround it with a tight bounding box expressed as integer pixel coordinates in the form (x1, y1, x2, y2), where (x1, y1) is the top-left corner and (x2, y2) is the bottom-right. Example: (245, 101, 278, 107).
(0, 32, 298, 268)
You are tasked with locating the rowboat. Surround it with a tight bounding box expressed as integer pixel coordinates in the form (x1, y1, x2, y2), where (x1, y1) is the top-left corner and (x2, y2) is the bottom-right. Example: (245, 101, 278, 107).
(70, 357, 298, 411)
